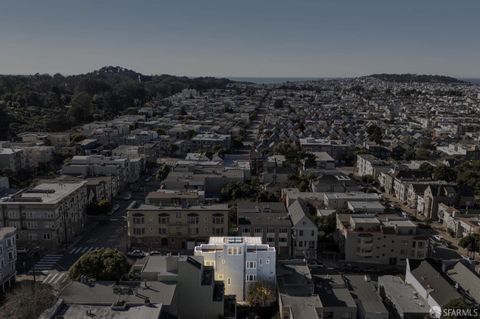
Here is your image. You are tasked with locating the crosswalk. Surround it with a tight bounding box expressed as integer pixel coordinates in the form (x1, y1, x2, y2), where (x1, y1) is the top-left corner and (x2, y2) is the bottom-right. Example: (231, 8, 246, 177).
(42, 271, 69, 287)
(68, 246, 105, 255)
(29, 254, 63, 274)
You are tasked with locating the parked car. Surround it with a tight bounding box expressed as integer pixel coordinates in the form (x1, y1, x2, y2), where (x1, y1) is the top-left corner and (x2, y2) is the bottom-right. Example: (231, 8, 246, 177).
(306, 258, 318, 265)
(149, 251, 162, 256)
(109, 203, 121, 215)
(122, 193, 132, 201)
(461, 255, 474, 263)
(127, 250, 146, 258)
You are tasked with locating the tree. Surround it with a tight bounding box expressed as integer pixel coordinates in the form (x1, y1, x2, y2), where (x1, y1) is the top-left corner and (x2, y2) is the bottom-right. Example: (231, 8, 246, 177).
(289, 172, 316, 192)
(274, 141, 301, 165)
(459, 234, 480, 253)
(420, 140, 436, 150)
(415, 148, 430, 160)
(68, 92, 93, 124)
(317, 212, 337, 235)
(69, 248, 130, 281)
(156, 164, 171, 181)
(186, 130, 196, 139)
(273, 99, 284, 108)
(179, 106, 187, 116)
(155, 128, 166, 135)
(457, 161, 480, 194)
(361, 175, 375, 185)
(220, 178, 266, 202)
(87, 199, 113, 215)
(303, 152, 316, 168)
(0, 282, 55, 319)
(0, 105, 11, 140)
(366, 124, 382, 144)
(167, 143, 178, 156)
(418, 162, 435, 176)
(247, 281, 274, 307)
(433, 165, 457, 182)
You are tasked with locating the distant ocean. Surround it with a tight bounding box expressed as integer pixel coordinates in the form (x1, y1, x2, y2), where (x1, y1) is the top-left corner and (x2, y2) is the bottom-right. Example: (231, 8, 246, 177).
(463, 78, 480, 85)
(228, 77, 335, 84)
(228, 77, 480, 85)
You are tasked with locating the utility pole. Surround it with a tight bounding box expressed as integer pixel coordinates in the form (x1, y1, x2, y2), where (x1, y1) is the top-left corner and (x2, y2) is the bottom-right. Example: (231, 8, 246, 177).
(63, 210, 68, 249)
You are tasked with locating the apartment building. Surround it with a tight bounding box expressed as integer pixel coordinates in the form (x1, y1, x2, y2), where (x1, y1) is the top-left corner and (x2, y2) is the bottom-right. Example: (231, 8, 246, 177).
(0, 148, 26, 172)
(323, 192, 381, 210)
(18, 132, 71, 148)
(85, 176, 120, 204)
(127, 202, 229, 250)
(191, 133, 231, 152)
(194, 236, 276, 302)
(336, 214, 429, 266)
(356, 154, 387, 177)
(0, 181, 87, 249)
(145, 190, 203, 207)
(0, 227, 16, 294)
(237, 202, 292, 258)
(440, 204, 480, 239)
(4, 144, 55, 169)
(299, 138, 351, 161)
(62, 155, 142, 186)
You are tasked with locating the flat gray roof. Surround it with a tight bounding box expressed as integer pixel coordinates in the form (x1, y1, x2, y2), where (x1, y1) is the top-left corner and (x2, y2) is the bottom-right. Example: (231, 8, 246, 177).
(3, 181, 85, 204)
(313, 275, 356, 308)
(280, 294, 321, 319)
(54, 303, 163, 319)
(61, 281, 176, 306)
(348, 201, 385, 210)
(378, 275, 429, 314)
(344, 275, 388, 315)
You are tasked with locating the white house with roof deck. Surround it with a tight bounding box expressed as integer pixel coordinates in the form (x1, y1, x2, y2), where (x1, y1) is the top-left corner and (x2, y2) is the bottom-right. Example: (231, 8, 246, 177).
(194, 236, 276, 302)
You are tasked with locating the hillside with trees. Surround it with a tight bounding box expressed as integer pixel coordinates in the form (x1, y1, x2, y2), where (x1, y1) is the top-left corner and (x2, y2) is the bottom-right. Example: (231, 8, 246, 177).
(0, 66, 233, 137)
(368, 73, 465, 84)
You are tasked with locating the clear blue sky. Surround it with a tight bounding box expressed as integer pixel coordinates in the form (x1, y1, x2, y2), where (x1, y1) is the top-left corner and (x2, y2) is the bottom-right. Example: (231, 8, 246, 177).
(0, 0, 479, 77)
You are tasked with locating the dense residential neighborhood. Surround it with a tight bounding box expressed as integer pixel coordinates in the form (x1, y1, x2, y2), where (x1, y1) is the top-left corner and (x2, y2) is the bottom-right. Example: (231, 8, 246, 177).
(1, 69, 480, 318)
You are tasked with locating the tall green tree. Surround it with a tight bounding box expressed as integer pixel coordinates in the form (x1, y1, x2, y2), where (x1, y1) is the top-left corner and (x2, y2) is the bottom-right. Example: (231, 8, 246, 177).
(69, 248, 130, 281)
(68, 92, 93, 124)
(366, 124, 382, 144)
(433, 165, 457, 182)
(459, 234, 480, 253)
(457, 161, 480, 193)
(0, 105, 11, 140)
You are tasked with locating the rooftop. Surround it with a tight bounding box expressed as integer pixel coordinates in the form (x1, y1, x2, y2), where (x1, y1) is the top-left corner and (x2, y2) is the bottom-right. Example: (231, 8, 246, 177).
(52, 303, 163, 319)
(344, 275, 388, 315)
(0, 227, 16, 240)
(209, 236, 263, 245)
(2, 181, 86, 204)
(378, 275, 429, 314)
(60, 281, 176, 307)
(313, 275, 356, 308)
